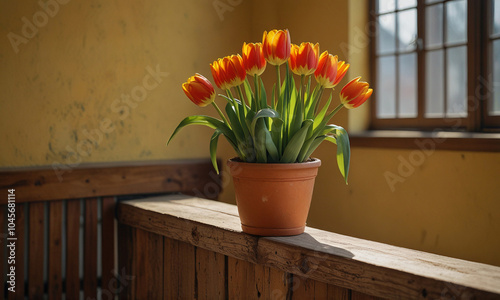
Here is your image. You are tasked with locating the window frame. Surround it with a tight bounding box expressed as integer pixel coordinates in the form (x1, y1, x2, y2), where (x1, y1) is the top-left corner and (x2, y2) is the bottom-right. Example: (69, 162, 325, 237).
(369, 0, 500, 133)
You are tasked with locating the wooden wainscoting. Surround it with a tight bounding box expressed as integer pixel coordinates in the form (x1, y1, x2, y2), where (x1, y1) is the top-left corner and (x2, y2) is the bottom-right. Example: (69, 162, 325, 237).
(0, 159, 220, 300)
(117, 195, 500, 300)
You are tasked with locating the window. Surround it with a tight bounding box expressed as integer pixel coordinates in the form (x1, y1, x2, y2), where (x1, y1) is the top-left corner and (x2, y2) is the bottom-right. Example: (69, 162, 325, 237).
(371, 0, 500, 132)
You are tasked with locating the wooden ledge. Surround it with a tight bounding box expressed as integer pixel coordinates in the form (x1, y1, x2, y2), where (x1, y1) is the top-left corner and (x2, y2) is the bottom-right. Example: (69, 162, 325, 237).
(117, 195, 500, 299)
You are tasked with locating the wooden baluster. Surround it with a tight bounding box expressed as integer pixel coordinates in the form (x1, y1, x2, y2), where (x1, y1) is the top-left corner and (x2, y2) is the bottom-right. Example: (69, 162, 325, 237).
(83, 198, 97, 299)
(48, 201, 63, 300)
(135, 228, 163, 299)
(101, 196, 115, 298)
(28, 202, 45, 299)
(66, 200, 80, 300)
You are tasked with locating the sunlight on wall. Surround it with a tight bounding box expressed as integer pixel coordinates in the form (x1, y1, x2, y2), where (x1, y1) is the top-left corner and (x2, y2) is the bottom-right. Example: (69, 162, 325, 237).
(1, 0, 499, 267)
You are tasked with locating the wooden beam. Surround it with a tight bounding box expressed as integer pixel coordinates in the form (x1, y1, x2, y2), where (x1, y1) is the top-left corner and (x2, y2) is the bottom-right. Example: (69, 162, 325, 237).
(0, 159, 221, 203)
(117, 195, 500, 300)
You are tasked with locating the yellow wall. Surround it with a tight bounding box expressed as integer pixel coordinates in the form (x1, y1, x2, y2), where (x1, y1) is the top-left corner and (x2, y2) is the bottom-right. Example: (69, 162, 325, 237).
(1, 0, 499, 267)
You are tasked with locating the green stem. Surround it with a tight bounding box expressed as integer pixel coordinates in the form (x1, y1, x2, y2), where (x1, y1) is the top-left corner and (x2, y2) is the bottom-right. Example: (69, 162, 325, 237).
(211, 102, 230, 127)
(226, 89, 239, 117)
(275, 64, 281, 110)
(236, 85, 248, 115)
(327, 103, 345, 122)
(254, 74, 260, 111)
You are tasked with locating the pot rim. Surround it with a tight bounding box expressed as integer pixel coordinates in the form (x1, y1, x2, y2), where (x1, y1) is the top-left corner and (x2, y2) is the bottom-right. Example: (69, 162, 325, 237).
(227, 157, 321, 169)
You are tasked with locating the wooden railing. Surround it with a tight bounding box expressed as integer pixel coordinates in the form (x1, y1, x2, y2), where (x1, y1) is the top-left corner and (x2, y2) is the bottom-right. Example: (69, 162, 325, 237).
(0, 159, 220, 300)
(118, 195, 500, 300)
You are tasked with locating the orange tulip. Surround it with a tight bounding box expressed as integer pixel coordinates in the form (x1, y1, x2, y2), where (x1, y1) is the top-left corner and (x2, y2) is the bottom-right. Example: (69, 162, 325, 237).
(289, 42, 320, 76)
(339, 77, 373, 109)
(262, 29, 291, 66)
(210, 55, 246, 90)
(242, 42, 266, 76)
(182, 73, 216, 107)
(314, 51, 350, 89)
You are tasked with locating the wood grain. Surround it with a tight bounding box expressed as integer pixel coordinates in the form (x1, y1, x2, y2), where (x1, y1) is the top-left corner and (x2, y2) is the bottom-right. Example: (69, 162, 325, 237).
(101, 196, 115, 297)
(117, 195, 500, 300)
(164, 238, 196, 299)
(135, 228, 163, 300)
(65, 200, 80, 300)
(117, 223, 135, 299)
(28, 202, 44, 299)
(48, 201, 63, 300)
(196, 247, 226, 299)
(83, 198, 98, 299)
(0, 159, 221, 203)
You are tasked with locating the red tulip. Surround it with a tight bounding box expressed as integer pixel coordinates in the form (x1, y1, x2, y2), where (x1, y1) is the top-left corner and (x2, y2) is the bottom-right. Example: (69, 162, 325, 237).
(262, 29, 291, 66)
(182, 73, 216, 107)
(340, 77, 373, 109)
(210, 55, 246, 90)
(314, 51, 350, 89)
(289, 42, 319, 76)
(242, 42, 266, 76)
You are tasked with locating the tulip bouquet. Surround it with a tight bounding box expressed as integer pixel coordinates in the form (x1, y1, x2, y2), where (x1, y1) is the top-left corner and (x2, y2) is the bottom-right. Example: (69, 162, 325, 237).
(168, 29, 372, 183)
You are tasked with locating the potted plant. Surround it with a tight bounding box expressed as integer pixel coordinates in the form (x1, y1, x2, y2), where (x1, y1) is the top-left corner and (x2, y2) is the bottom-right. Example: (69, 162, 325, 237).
(168, 29, 372, 236)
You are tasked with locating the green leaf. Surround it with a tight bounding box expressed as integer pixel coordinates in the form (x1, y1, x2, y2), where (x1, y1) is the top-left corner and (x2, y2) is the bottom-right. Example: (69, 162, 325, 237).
(250, 108, 281, 135)
(313, 93, 332, 131)
(300, 135, 327, 162)
(324, 125, 350, 184)
(209, 130, 222, 174)
(167, 115, 236, 148)
(243, 78, 254, 108)
(225, 103, 245, 143)
(280, 119, 313, 163)
(253, 119, 267, 163)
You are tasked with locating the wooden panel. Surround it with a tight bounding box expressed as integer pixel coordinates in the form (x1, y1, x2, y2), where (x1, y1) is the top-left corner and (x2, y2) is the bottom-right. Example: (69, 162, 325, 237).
(83, 198, 97, 299)
(196, 247, 225, 299)
(65, 200, 80, 300)
(351, 290, 385, 300)
(117, 223, 135, 299)
(228, 257, 258, 299)
(327, 284, 350, 300)
(101, 196, 115, 297)
(291, 275, 315, 300)
(0, 159, 221, 203)
(164, 238, 195, 299)
(134, 228, 163, 299)
(117, 196, 500, 299)
(48, 201, 63, 300)
(269, 268, 291, 300)
(28, 202, 44, 299)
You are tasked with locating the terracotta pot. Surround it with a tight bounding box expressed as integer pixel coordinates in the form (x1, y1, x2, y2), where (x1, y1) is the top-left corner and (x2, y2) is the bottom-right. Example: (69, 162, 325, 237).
(227, 157, 321, 236)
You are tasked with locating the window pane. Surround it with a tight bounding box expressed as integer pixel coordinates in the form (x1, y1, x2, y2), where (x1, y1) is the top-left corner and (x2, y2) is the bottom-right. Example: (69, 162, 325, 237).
(377, 56, 397, 118)
(491, 40, 500, 115)
(446, 46, 467, 117)
(425, 4, 443, 49)
(426, 0, 443, 3)
(445, 0, 467, 45)
(494, 0, 500, 35)
(378, 13, 396, 54)
(397, 9, 417, 52)
(398, 53, 417, 117)
(398, 0, 416, 10)
(378, 0, 396, 14)
(426, 50, 445, 117)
